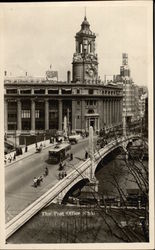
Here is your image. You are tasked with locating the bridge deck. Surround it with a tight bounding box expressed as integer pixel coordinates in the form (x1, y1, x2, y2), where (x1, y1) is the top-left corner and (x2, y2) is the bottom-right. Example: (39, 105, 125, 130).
(6, 134, 141, 239)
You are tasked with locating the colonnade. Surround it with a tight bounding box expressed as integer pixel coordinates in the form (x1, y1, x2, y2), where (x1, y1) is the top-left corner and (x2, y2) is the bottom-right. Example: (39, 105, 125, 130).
(4, 99, 63, 134)
(4, 98, 122, 134)
(103, 99, 122, 127)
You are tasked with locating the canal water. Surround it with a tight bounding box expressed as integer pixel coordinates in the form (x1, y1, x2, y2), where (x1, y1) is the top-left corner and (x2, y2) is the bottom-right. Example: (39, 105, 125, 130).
(7, 149, 148, 243)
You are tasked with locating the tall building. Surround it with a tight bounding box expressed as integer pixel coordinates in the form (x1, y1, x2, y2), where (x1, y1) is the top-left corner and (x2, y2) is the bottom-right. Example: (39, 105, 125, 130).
(4, 16, 123, 142)
(72, 16, 98, 84)
(115, 53, 136, 126)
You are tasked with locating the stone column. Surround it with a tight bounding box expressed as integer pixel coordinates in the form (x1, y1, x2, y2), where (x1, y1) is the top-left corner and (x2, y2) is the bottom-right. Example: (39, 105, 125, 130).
(113, 100, 115, 125)
(58, 99, 62, 131)
(45, 99, 49, 130)
(31, 99, 35, 134)
(112, 100, 114, 125)
(4, 99, 8, 132)
(72, 100, 76, 132)
(109, 100, 112, 126)
(116, 100, 119, 124)
(104, 100, 107, 126)
(17, 99, 22, 132)
(81, 100, 85, 132)
(106, 100, 109, 126)
(98, 118, 100, 132)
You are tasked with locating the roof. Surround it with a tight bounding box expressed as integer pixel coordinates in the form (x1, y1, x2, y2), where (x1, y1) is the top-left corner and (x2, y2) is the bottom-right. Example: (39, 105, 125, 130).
(76, 16, 95, 37)
(49, 143, 70, 153)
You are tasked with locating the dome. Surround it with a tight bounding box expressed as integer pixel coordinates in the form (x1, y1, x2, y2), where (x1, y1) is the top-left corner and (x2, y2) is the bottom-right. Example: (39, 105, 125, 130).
(76, 16, 95, 37)
(81, 16, 90, 28)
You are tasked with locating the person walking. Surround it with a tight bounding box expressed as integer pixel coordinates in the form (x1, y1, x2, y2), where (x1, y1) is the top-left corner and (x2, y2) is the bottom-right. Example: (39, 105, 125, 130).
(85, 151, 88, 159)
(33, 177, 38, 188)
(70, 153, 73, 161)
(45, 166, 49, 176)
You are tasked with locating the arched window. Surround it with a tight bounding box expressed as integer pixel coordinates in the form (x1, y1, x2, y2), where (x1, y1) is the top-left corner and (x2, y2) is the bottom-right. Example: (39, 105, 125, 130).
(80, 44, 83, 53)
(88, 43, 91, 53)
(88, 109, 95, 114)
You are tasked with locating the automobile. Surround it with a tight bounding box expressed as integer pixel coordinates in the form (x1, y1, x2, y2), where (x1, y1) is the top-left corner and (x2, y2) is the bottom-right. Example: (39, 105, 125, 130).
(68, 135, 81, 144)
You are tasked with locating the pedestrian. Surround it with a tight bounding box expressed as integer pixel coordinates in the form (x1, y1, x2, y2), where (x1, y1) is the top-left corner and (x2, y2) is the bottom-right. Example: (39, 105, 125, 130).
(9, 155, 12, 163)
(39, 175, 43, 182)
(13, 153, 16, 161)
(62, 171, 65, 179)
(45, 166, 48, 176)
(4, 156, 7, 164)
(35, 142, 38, 148)
(33, 177, 37, 188)
(64, 171, 67, 177)
(70, 153, 73, 161)
(85, 151, 88, 159)
(37, 177, 40, 186)
(59, 162, 63, 171)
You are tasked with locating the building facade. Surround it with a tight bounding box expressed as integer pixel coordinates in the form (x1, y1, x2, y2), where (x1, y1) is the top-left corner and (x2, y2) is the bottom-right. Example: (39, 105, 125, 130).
(4, 16, 123, 139)
(114, 53, 137, 125)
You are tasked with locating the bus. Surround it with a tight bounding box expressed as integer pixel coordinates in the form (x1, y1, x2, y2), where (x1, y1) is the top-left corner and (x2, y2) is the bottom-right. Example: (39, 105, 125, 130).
(48, 142, 71, 164)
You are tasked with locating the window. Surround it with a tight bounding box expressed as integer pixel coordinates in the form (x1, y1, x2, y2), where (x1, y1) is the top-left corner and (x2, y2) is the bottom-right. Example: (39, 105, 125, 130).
(8, 113, 17, 119)
(89, 89, 94, 95)
(6, 89, 17, 94)
(90, 100, 93, 105)
(35, 110, 40, 118)
(34, 89, 45, 94)
(20, 89, 31, 94)
(62, 89, 72, 94)
(8, 124, 17, 130)
(48, 89, 59, 94)
(93, 100, 96, 106)
(22, 110, 30, 118)
(77, 115, 80, 119)
(77, 101, 80, 105)
(77, 89, 80, 94)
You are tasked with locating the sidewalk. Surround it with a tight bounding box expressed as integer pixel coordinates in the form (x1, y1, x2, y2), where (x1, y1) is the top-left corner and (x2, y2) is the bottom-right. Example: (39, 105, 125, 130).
(4, 140, 55, 167)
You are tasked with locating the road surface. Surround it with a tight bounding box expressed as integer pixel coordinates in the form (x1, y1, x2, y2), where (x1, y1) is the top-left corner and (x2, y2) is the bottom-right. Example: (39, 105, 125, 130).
(5, 138, 96, 223)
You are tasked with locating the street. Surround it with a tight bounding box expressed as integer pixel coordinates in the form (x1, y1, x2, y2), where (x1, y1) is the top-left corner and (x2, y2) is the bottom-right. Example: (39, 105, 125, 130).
(5, 138, 93, 223)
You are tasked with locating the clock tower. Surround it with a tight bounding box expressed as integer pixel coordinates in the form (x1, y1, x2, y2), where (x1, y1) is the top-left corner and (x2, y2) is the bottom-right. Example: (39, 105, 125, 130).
(72, 16, 99, 84)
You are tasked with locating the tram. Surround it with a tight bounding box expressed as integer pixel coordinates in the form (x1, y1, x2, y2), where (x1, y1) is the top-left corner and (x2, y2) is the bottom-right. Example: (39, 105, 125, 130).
(48, 142, 71, 164)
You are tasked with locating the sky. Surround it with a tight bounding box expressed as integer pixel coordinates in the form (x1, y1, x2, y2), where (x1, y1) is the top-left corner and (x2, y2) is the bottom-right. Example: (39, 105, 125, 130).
(1, 1, 153, 86)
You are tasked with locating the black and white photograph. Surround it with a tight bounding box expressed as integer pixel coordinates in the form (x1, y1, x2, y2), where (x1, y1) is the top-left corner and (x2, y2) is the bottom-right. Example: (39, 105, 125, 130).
(0, 1, 154, 249)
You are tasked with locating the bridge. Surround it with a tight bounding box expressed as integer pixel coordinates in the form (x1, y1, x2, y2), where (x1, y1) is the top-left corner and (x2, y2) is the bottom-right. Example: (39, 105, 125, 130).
(6, 133, 141, 239)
